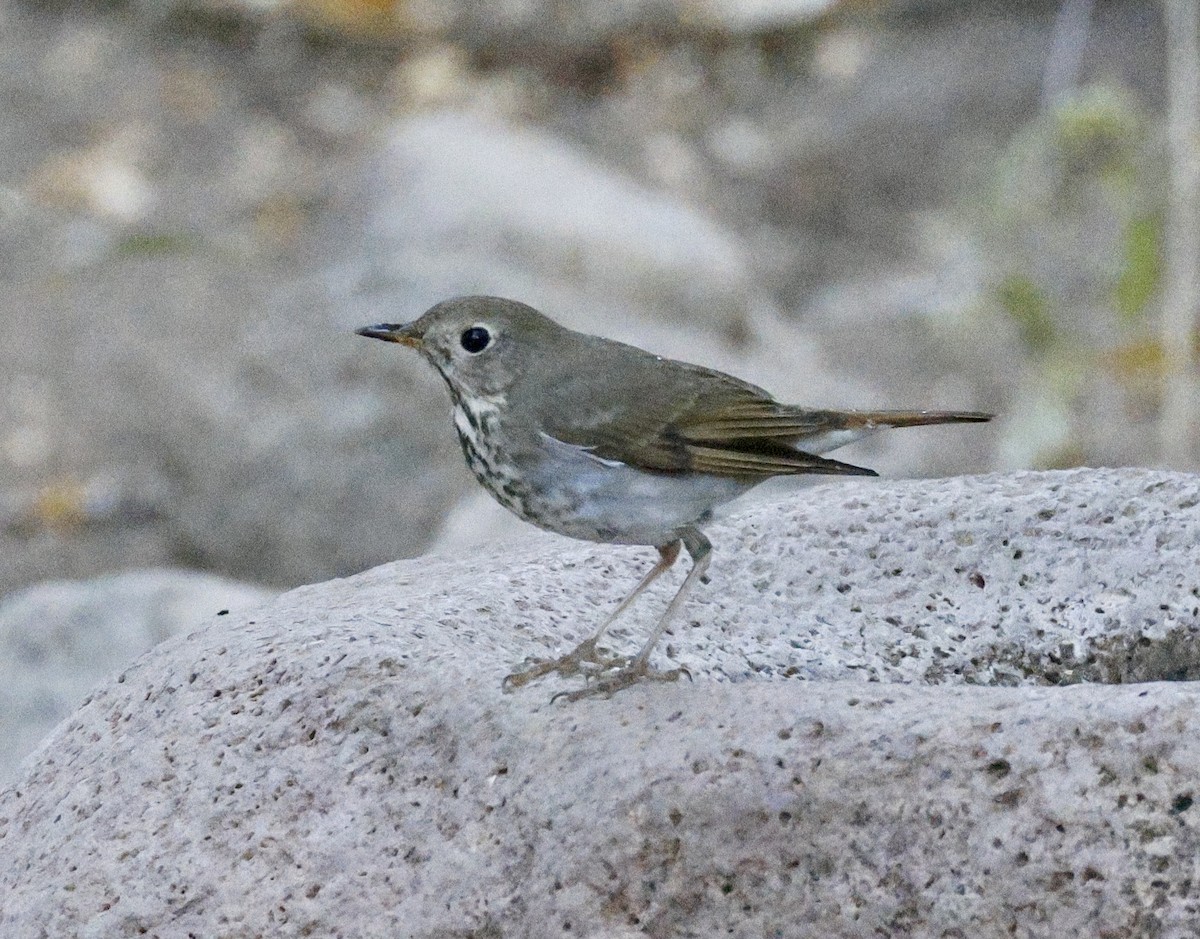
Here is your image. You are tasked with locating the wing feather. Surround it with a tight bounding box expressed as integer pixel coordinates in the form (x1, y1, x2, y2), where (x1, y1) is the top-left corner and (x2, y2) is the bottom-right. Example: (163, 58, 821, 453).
(685, 445, 877, 478)
(534, 335, 989, 479)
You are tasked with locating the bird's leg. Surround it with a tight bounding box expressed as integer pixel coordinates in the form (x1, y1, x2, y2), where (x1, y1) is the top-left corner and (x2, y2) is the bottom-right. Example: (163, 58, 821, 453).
(502, 540, 682, 691)
(552, 528, 711, 703)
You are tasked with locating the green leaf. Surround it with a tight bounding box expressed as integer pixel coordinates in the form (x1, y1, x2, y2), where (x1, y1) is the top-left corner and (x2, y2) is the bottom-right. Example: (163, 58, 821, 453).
(996, 275, 1056, 350)
(1114, 213, 1162, 320)
(115, 232, 194, 257)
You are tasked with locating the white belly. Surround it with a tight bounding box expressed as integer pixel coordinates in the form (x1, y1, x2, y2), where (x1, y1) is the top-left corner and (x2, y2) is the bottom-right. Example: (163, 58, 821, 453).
(520, 432, 755, 545)
(451, 400, 756, 546)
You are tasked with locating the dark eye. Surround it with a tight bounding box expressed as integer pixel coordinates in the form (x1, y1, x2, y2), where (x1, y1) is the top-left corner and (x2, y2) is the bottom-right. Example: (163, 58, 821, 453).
(460, 326, 491, 354)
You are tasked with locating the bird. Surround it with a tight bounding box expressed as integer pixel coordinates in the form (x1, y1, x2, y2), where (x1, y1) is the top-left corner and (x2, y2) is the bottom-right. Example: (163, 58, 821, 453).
(357, 296, 991, 700)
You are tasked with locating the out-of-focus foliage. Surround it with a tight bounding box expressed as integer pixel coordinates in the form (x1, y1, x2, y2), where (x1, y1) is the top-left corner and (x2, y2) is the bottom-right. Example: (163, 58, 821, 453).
(981, 82, 1170, 468)
(1115, 212, 1163, 320)
(995, 274, 1054, 351)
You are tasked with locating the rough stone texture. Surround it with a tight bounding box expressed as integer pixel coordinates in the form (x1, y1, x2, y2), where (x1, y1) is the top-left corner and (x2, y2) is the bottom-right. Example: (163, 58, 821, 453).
(0, 569, 274, 783)
(2, 468, 1198, 937)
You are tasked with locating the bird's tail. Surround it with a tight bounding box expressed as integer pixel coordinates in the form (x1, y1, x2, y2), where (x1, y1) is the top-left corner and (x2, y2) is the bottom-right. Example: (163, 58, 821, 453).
(838, 410, 993, 430)
(787, 409, 992, 456)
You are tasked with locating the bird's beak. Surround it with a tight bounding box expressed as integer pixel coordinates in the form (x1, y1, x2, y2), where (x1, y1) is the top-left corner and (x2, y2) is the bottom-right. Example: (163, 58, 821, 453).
(355, 322, 422, 348)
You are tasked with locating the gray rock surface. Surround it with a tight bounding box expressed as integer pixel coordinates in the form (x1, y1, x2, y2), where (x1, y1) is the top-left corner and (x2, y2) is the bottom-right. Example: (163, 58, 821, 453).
(2, 468, 1198, 936)
(0, 569, 274, 783)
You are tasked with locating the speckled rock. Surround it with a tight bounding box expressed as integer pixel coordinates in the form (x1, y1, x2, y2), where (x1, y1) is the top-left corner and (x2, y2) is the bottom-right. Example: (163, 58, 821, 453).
(0, 569, 274, 783)
(2, 468, 1198, 937)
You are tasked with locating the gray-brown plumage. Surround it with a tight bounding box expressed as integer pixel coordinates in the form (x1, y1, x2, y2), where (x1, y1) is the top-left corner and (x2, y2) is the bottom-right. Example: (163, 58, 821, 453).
(358, 296, 991, 700)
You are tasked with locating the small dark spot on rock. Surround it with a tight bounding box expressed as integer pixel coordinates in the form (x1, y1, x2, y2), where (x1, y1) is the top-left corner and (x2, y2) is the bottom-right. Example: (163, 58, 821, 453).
(1047, 870, 1075, 890)
(969, 571, 986, 589)
(986, 759, 1011, 779)
(668, 808, 683, 826)
(994, 788, 1023, 807)
(217, 609, 229, 616)
(1171, 793, 1193, 814)
(1081, 867, 1105, 883)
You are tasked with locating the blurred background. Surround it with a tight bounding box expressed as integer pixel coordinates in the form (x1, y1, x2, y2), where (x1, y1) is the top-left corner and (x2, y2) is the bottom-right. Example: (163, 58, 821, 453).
(1, 0, 1197, 774)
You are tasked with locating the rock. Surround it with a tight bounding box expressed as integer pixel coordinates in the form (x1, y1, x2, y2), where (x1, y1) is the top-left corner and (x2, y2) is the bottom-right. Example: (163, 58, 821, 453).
(2, 468, 1198, 936)
(0, 569, 274, 783)
(346, 110, 764, 334)
(0, 5, 462, 594)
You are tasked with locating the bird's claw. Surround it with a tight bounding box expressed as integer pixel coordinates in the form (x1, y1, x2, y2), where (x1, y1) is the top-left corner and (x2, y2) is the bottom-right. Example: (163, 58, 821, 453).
(548, 661, 688, 703)
(502, 636, 629, 692)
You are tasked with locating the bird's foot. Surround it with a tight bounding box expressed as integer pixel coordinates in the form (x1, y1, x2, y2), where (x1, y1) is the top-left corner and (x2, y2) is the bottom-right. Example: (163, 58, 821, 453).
(502, 636, 629, 692)
(549, 658, 691, 704)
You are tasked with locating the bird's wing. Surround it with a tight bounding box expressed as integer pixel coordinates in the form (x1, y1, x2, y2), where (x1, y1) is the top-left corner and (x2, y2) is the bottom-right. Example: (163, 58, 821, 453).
(540, 362, 879, 479)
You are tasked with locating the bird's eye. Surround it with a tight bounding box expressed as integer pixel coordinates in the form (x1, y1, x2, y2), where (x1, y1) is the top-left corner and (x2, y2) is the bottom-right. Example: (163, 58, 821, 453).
(460, 326, 491, 354)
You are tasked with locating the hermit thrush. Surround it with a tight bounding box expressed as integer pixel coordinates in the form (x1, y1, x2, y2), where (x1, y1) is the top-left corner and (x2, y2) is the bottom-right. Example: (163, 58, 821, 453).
(358, 296, 990, 700)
